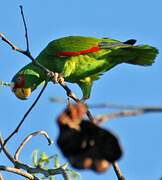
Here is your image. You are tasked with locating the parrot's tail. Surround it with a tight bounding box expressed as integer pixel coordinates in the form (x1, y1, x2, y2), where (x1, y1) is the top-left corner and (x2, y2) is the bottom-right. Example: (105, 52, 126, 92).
(104, 44, 158, 66)
(124, 45, 159, 66)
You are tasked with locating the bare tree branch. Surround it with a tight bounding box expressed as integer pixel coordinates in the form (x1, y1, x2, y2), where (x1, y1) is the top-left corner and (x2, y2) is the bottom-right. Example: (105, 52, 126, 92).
(89, 103, 144, 109)
(0, 33, 23, 52)
(112, 162, 126, 180)
(0, 133, 15, 164)
(14, 130, 53, 161)
(0, 33, 51, 74)
(0, 171, 4, 180)
(0, 132, 70, 180)
(0, 166, 38, 180)
(96, 107, 162, 125)
(59, 163, 71, 180)
(20, 5, 30, 53)
(14, 161, 71, 180)
(59, 80, 79, 102)
(0, 134, 38, 179)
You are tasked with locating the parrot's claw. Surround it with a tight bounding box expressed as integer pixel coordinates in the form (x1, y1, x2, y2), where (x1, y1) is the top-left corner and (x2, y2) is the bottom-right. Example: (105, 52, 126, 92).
(52, 72, 64, 84)
(59, 75, 64, 84)
(53, 72, 59, 83)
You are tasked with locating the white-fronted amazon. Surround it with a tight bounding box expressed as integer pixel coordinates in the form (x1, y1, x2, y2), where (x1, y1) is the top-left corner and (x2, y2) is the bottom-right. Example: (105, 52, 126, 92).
(11, 36, 158, 100)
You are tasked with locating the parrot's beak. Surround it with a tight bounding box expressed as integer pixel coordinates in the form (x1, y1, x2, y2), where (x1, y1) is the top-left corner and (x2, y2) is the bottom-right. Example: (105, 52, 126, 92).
(11, 83, 31, 100)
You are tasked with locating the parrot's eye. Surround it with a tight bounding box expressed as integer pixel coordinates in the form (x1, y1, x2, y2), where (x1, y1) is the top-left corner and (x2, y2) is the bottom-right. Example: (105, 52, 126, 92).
(12, 74, 25, 89)
(16, 76, 23, 83)
(15, 74, 25, 88)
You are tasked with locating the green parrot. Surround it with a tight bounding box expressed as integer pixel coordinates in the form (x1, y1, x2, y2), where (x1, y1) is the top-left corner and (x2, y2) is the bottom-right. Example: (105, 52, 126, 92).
(11, 36, 158, 100)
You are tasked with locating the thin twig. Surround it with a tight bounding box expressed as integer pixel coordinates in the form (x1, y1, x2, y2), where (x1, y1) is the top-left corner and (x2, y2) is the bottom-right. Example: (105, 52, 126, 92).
(59, 80, 79, 102)
(60, 162, 71, 180)
(0, 33, 25, 53)
(0, 133, 15, 164)
(50, 96, 67, 103)
(50, 98, 162, 111)
(14, 130, 53, 161)
(112, 162, 126, 180)
(0, 81, 11, 87)
(89, 103, 144, 110)
(20, 5, 30, 52)
(96, 107, 162, 125)
(0, 77, 50, 152)
(0, 33, 50, 74)
(0, 171, 4, 180)
(87, 110, 96, 123)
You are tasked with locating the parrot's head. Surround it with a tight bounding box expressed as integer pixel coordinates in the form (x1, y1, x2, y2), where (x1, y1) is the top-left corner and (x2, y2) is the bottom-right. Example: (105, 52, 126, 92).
(11, 73, 31, 100)
(11, 68, 43, 100)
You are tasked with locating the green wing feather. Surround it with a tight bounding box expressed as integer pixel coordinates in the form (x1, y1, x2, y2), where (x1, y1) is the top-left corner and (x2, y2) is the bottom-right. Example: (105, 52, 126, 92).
(46, 36, 102, 55)
(123, 45, 158, 66)
(45, 36, 158, 66)
(98, 40, 158, 66)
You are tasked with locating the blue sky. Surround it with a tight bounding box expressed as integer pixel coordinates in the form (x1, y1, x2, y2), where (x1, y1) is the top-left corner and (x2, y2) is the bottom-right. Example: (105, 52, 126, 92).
(0, 0, 162, 179)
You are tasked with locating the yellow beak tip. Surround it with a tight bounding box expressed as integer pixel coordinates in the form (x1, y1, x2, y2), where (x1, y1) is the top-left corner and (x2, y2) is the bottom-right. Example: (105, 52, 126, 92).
(14, 88, 31, 100)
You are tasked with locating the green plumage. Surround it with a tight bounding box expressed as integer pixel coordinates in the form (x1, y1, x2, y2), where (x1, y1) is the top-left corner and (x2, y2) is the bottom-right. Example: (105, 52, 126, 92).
(11, 36, 158, 99)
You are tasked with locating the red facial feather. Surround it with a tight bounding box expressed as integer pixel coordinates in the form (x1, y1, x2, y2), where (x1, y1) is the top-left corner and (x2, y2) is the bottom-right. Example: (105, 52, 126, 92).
(14, 74, 25, 88)
(54, 46, 100, 56)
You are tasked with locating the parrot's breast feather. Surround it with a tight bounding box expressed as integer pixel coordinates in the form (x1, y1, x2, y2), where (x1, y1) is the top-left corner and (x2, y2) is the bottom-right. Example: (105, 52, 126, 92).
(45, 36, 102, 57)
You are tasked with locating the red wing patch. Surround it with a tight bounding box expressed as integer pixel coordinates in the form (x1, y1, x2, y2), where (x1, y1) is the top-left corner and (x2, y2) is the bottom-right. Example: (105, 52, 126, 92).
(54, 46, 100, 56)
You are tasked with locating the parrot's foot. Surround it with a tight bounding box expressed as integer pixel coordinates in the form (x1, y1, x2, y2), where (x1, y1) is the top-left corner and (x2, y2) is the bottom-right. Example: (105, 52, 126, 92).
(52, 72, 64, 84)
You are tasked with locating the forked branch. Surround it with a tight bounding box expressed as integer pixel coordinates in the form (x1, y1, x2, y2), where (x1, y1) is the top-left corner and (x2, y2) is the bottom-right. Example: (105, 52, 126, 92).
(0, 132, 70, 180)
(14, 130, 53, 161)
